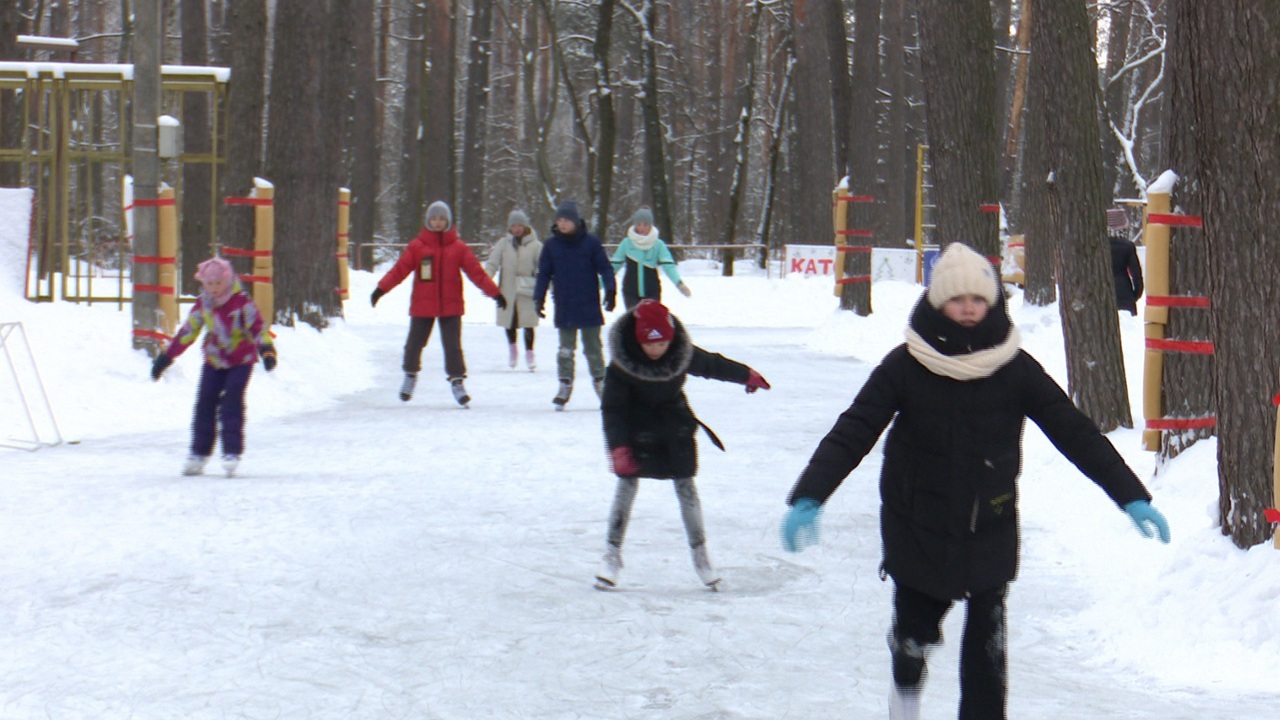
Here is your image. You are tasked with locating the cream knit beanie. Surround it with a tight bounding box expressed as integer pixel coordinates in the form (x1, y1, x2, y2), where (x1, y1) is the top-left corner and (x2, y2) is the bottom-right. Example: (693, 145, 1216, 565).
(926, 243, 998, 309)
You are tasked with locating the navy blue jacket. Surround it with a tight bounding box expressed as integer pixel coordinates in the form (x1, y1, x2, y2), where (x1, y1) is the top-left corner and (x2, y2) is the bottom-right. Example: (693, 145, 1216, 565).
(534, 221, 617, 329)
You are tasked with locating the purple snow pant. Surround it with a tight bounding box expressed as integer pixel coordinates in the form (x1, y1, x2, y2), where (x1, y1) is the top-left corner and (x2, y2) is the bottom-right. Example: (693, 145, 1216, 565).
(190, 363, 253, 458)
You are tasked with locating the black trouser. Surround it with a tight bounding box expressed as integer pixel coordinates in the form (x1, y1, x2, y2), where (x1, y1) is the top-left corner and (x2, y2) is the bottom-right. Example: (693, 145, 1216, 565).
(504, 327, 535, 349)
(890, 582, 1008, 720)
(402, 315, 465, 379)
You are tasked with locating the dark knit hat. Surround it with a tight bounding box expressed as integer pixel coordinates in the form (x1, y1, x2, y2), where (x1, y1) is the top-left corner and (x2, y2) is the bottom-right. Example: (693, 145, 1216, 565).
(555, 200, 581, 224)
(1106, 207, 1129, 232)
(633, 299, 675, 344)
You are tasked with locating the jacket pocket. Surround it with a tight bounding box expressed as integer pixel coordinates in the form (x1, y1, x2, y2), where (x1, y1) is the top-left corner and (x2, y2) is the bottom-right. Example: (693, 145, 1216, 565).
(516, 275, 536, 298)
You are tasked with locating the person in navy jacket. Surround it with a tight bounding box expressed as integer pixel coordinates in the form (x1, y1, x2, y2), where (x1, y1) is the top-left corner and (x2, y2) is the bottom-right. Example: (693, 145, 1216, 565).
(533, 200, 617, 409)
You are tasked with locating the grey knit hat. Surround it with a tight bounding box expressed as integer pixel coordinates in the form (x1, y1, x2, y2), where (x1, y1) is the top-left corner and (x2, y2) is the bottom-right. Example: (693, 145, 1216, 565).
(425, 200, 452, 228)
(507, 209, 531, 229)
(554, 200, 581, 224)
(631, 207, 655, 227)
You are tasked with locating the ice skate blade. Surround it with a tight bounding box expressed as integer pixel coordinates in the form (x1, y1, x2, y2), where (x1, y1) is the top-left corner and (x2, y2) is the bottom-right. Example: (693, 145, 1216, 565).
(593, 577, 617, 591)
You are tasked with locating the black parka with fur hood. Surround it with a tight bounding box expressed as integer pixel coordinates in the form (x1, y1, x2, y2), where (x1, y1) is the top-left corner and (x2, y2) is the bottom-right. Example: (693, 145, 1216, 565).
(602, 311, 751, 479)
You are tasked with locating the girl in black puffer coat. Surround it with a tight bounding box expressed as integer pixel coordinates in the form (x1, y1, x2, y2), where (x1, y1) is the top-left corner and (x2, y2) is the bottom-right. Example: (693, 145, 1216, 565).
(596, 300, 770, 591)
(781, 243, 1170, 720)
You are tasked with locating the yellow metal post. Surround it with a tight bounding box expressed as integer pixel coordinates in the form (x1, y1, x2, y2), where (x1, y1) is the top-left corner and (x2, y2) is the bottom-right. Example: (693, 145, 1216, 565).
(1141, 191, 1172, 451)
(337, 188, 351, 301)
(156, 186, 178, 337)
(914, 144, 927, 284)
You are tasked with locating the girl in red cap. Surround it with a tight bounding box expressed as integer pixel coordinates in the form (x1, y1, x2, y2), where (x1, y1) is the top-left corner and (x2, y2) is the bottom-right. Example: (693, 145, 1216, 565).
(596, 299, 770, 590)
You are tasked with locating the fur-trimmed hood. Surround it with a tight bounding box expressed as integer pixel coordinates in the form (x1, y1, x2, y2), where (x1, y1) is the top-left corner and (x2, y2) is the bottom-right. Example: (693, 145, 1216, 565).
(608, 310, 695, 382)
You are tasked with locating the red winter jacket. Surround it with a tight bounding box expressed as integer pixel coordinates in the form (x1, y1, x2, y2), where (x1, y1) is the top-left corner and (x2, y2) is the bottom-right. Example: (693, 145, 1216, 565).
(378, 227, 500, 318)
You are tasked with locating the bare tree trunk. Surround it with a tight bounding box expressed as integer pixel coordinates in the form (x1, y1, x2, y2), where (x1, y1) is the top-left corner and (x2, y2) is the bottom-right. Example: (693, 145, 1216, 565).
(1000, 0, 1031, 229)
(1176, 0, 1280, 548)
(720, 0, 764, 252)
(0, 1, 30, 187)
(459, 0, 494, 240)
(828, 0, 851, 178)
(397, 2, 426, 241)
(1101, 0, 1132, 200)
(1030, 0, 1131, 430)
(422, 0, 458, 211)
(181, 0, 213, 294)
(592, 0, 618, 239)
(220, 0, 267, 274)
(916, 0, 1000, 259)
(265, 0, 341, 327)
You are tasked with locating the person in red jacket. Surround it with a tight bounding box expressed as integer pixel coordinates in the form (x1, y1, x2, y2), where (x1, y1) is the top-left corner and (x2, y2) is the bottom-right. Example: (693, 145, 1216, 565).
(371, 201, 506, 407)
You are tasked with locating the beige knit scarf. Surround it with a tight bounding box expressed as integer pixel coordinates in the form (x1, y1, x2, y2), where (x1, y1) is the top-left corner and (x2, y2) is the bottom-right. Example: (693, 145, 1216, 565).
(905, 324, 1023, 381)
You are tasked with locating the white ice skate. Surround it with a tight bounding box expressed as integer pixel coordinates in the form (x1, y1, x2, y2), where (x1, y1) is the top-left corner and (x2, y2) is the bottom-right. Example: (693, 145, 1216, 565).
(553, 380, 572, 410)
(399, 373, 417, 402)
(889, 686, 921, 720)
(450, 378, 470, 407)
(594, 545, 623, 590)
(691, 545, 722, 590)
(182, 455, 207, 476)
(222, 455, 240, 477)
(593, 377, 605, 399)
(525, 349, 536, 371)
(508, 343, 518, 369)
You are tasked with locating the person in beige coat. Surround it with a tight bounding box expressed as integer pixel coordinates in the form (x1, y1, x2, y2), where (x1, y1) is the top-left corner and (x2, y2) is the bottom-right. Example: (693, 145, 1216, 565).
(485, 209, 543, 370)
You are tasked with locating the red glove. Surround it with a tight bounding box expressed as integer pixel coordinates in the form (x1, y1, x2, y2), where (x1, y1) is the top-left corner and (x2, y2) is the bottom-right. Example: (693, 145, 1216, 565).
(745, 368, 771, 393)
(610, 446, 639, 477)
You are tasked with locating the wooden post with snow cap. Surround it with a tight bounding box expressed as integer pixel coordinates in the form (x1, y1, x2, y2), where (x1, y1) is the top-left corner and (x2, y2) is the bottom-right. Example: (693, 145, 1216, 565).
(155, 186, 178, 338)
(336, 188, 351, 300)
(1141, 190, 1171, 451)
(832, 182, 848, 294)
(251, 181, 274, 326)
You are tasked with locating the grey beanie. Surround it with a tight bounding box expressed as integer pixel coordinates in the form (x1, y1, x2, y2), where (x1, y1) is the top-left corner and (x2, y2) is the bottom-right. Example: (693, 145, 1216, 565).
(425, 200, 453, 228)
(631, 207, 655, 227)
(507, 209, 531, 229)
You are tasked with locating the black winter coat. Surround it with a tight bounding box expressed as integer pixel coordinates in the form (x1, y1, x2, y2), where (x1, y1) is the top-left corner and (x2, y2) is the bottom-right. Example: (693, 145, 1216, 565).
(602, 312, 751, 479)
(788, 302, 1152, 601)
(1110, 236, 1144, 314)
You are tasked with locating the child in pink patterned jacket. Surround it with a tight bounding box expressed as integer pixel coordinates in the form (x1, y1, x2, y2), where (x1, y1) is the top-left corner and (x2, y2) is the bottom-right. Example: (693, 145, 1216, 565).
(150, 257, 276, 477)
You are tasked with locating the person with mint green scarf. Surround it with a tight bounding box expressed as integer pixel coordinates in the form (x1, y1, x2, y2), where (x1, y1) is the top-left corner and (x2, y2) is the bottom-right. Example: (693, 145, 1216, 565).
(611, 207, 690, 310)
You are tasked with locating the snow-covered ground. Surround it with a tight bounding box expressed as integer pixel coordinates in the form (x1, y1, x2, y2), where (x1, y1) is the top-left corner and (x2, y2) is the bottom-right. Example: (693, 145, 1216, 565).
(2, 188, 1278, 718)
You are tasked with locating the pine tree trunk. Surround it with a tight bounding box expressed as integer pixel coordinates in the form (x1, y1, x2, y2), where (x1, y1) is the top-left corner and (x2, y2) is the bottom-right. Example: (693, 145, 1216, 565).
(265, 0, 341, 327)
(592, 0, 618, 239)
(916, 0, 1000, 259)
(1177, 1, 1280, 548)
(459, 0, 494, 240)
(640, 0, 673, 244)
(221, 0, 267, 278)
(1030, 0, 1132, 430)
(840, 0, 879, 314)
(181, 0, 213, 295)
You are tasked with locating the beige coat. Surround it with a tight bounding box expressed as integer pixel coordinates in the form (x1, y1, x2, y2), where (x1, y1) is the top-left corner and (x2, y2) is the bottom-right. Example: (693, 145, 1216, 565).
(484, 229, 542, 328)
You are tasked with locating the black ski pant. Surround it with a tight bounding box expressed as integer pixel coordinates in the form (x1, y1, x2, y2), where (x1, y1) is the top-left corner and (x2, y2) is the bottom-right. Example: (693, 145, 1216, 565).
(889, 581, 1008, 720)
(402, 315, 465, 380)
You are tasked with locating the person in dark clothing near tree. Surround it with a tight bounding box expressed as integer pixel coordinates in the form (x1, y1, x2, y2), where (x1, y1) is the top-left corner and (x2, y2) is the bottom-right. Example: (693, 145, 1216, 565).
(780, 242, 1170, 720)
(534, 200, 617, 408)
(596, 300, 770, 590)
(1108, 207, 1144, 315)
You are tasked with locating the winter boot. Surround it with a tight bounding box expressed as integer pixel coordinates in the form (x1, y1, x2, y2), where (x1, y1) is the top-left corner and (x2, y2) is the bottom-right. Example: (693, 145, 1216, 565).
(222, 455, 240, 477)
(525, 348, 537, 371)
(182, 455, 208, 476)
(889, 686, 921, 720)
(508, 343, 519, 369)
(450, 377, 470, 407)
(593, 377, 605, 399)
(553, 380, 572, 409)
(594, 544, 623, 589)
(399, 373, 417, 402)
(691, 544, 722, 590)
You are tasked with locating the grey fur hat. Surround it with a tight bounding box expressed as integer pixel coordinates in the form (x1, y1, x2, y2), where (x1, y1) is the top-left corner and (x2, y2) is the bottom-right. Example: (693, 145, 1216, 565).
(425, 201, 453, 228)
